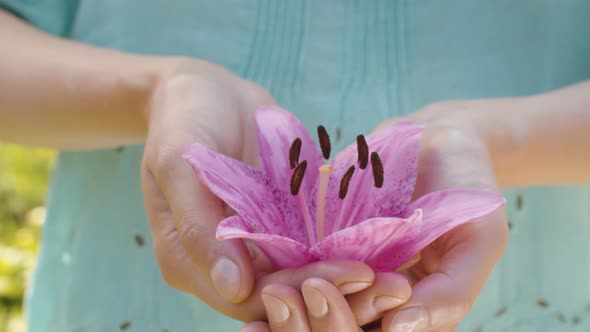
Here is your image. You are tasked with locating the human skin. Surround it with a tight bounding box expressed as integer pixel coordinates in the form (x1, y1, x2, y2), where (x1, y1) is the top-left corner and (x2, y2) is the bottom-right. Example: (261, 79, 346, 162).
(2, 9, 590, 330)
(0, 10, 378, 322)
(241, 87, 590, 331)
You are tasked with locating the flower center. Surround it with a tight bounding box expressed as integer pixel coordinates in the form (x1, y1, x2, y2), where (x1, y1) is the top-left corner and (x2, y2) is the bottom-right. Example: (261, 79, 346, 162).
(288, 126, 384, 243)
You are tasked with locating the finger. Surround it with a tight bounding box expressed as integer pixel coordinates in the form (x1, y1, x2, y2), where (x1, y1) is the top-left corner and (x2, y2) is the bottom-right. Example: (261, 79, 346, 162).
(382, 210, 506, 332)
(144, 153, 255, 303)
(142, 191, 375, 328)
(346, 273, 412, 326)
(301, 278, 358, 332)
(231, 260, 374, 322)
(144, 165, 374, 323)
(238, 259, 375, 321)
(144, 164, 374, 321)
(240, 321, 272, 332)
(141, 166, 202, 294)
(260, 284, 310, 332)
(260, 260, 374, 295)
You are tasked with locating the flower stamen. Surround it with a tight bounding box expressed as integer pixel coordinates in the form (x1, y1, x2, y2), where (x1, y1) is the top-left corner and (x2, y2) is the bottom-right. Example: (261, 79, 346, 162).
(370, 152, 384, 188)
(290, 160, 308, 195)
(316, 164, 333, 241)
(289, 137, 302, 169)
(317, 125, 331, 160)
(339, 165, 355, 199)
(356, 135, 369, 169)
(290, 160, 316, 244)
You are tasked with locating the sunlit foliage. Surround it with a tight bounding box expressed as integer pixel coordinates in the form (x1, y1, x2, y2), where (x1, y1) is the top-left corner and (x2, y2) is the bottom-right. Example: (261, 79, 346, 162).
(0, 143, 54, 332)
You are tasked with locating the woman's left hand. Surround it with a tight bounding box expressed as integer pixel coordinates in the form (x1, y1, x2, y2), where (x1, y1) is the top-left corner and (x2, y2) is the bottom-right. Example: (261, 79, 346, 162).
(240, 273, 412, 332)
(370, 101, 509, 332)
(242, 99, 512, 332)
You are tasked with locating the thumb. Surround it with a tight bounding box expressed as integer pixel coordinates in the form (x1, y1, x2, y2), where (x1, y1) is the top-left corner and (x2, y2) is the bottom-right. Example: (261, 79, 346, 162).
(144, 150, 255, 303)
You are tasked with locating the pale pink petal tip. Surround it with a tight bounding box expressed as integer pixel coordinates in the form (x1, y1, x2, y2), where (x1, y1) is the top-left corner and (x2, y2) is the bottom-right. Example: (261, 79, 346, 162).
(217, 216, 314, 269)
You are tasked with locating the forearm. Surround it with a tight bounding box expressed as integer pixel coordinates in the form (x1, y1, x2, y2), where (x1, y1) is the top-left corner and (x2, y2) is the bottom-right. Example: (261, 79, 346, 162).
(0, 10, 169, 150)
(473, 81, 590, 188)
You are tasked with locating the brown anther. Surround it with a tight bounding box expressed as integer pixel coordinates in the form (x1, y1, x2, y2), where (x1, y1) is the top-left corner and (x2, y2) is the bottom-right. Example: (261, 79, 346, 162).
(317, 125, 331, 160)
(356, 134, 369, 169)
(370, 152, 384, 188)
(290, 160, 308, 195)
(289, 137, 302, 169)
(339, 165, 356, 199)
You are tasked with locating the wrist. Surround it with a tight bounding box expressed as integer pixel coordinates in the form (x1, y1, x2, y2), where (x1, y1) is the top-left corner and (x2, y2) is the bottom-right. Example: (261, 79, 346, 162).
(72, 52, 171, 144)
(142, 56, 239, 126)
(434, 97, 539, 188)
(120, 55, 177, 130)
(412, 97, 532, 188)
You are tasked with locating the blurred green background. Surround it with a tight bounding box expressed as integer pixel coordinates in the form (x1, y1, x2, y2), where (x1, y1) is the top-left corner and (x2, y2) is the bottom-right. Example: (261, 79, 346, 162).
(0, 143, 54, 332)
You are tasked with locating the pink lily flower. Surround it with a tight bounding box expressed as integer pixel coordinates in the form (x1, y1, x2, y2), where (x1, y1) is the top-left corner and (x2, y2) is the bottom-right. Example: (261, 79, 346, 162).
(184, 106, 505, 272)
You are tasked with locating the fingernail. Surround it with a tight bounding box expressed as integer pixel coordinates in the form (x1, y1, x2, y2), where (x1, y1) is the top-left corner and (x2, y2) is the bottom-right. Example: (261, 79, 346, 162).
(210, 257, 241, 301)
(337, 281, 372, 294)
(302, 285, 328, 318)
(389, 307, 428, 332)
(373, 296, 405, 312)
(261, 294, 290, 323)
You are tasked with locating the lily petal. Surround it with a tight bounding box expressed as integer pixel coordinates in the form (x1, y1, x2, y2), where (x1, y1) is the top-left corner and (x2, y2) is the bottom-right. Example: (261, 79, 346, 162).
(217, 216, 315, 269)
(326, 122, 424, 234)
(184, 143, 307, 243)
(255, 106, 323, 198)
(368, 189, 506, 271)
(311, 209, 422, 271)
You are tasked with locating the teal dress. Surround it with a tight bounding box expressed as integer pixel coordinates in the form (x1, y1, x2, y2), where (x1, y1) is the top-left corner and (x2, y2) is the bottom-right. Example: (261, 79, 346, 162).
(2, 1, 590, 331)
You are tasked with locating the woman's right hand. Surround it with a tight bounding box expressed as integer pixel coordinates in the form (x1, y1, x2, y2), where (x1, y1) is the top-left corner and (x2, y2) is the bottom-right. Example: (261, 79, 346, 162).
(0, 13, 375, 322)
(140, 58, 376, 321)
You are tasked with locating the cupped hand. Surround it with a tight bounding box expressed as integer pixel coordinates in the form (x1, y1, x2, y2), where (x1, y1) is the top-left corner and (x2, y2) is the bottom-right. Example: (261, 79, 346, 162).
(366, 102, 509, 331)
(140, 58, 375, 321)
(253, 101, 510, 331)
